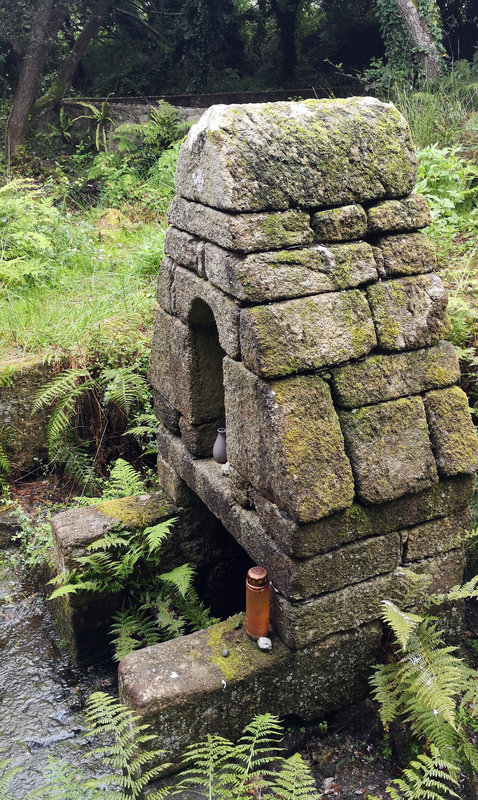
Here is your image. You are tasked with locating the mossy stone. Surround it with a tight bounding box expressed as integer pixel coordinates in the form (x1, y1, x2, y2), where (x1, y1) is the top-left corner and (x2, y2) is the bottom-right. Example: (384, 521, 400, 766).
(168, 196, 313, 253)
(204, 241, 377, 302)
(339, 396, 438, 503)
(367, 274, 451, 351)
(240, 289, 376, 378)
(376, 232, 437, 277)
(331, 342, 460, 408)
(367, 194, 431, 233)
(223, 358, 354, 523)
(174, 98, 416, 212)
(424, 386, 478, 476)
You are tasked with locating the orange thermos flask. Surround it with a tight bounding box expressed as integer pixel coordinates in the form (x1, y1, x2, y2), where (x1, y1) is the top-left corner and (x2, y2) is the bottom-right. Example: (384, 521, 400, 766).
(245, 566, 270, 639)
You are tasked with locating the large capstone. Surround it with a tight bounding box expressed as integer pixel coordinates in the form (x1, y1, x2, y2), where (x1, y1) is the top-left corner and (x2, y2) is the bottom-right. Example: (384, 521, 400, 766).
(174, 98, 416, 212)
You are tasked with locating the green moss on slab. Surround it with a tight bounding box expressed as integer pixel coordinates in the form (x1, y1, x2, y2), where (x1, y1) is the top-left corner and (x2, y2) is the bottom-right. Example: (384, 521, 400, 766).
(96, 494, 170, 529)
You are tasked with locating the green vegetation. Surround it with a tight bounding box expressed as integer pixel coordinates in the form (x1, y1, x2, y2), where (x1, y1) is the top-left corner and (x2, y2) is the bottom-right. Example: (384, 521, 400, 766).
(370, 572, 478, 799)
(48, 508, 219, 661)
(0, 697, 318, 799)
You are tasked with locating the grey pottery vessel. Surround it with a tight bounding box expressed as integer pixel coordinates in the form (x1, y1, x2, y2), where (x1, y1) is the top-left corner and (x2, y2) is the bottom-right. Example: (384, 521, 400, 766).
(213, 428, 227, 464)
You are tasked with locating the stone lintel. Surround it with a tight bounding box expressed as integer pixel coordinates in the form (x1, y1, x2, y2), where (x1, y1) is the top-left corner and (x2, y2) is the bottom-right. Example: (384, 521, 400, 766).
(156, 424, 400, 599)
(311, 204, 367, 241)
(366, 194, 431, 233)
(340, 396, 438, 504)
(204, 241, 377, 303)
(119, 613, 382, 765)
(331, 341, 460, 408)
(402, 509, 472, 562)
(252, 474, 475, 558)
(168, 196, 313, 252)
(367, 273, 451, 352)
(375, 232, 437, 277)
(424, 386, 478, 476)
(240, 289, 376, 379)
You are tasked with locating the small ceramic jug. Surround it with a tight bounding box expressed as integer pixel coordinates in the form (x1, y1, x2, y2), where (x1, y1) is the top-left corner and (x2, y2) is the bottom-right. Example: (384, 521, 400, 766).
(213, 428, 227, 464)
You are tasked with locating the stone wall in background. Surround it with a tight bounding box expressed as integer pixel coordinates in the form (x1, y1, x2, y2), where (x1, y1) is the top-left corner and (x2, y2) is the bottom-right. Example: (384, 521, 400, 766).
(132, 97, 478, 741)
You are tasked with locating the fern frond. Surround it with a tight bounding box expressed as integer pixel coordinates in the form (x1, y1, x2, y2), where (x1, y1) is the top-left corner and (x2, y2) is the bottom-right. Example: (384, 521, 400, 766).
(144, 517, 176, 555)
(84, 692, 169, 800)
(107, 458, 146, 497)
(159, 563, 195, 598)
(179, 733, 237, 798)
(110, 609, 160, 661)
(234, 712, 284, 793)
(385, 746, 460, 800)
(153, 599, 187, 638)
(32, 368, 90, 412)
(100, 367, 148, 415)
(270, 752, 319, 800)
(380, 600, 422, 650)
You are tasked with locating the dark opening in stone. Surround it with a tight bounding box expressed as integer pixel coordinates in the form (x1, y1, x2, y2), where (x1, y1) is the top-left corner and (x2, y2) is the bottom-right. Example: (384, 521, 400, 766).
(195, 517, 254, 619)
(180, 298, 226, 457)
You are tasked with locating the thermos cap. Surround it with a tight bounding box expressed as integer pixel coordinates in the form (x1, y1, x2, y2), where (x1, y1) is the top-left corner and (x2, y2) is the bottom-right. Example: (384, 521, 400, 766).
(247, 566, 269, 588)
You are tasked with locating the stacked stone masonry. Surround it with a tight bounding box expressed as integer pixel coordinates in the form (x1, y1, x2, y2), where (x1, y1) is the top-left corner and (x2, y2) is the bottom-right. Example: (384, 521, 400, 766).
(149, 97, 478, 655)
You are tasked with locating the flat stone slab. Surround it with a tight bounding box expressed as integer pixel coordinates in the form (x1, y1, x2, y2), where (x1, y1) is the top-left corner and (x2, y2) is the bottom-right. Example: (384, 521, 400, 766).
(424, 386, 478, 476)
(168, 196, 313, 252)
(119, 613, 382, 765)
(224, 358, 354, 523)
(367, 274, 451, 351)
(240, 289, 376, 378)
(339, 396, 438, 504)
(331, 341, 460, 408)
(204, 241, 378, 302)
(174, 98, 416, 212)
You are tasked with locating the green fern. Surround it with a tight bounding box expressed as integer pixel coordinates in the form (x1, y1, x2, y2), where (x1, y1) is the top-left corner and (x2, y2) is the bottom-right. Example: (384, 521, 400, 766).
(370, 745, 460, 800)
(144, 518, 177, 555)
(49, 516, 219, 660)
(271, 752, 319, 800)
(100, 369, 148, 415)
(110, 609, 160, 661)
(158, 563, 196, 598)
(107, 459, 147, 498)
(371, 577, 478, 792)
(84, 691, 170, 800)
(33, 363, 152, 488)
(177, 714, 319, 800)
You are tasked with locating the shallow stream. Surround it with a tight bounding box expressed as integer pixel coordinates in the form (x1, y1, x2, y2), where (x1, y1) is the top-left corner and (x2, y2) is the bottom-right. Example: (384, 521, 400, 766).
(0, 555, 116, 798)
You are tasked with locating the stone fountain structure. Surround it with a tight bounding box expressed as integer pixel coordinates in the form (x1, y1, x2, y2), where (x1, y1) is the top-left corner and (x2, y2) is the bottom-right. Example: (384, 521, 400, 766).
(117, 97, 478, 761)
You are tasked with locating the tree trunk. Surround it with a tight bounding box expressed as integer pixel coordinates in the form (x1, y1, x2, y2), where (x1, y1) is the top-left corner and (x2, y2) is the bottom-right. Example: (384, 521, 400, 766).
(393, 0, 442, 78)
(6, 0, 67, 156)
(35, 0, 116, 115)
(269, 0, 303, 82)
